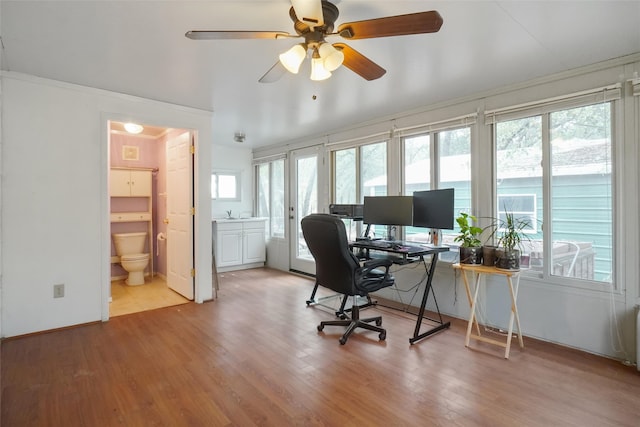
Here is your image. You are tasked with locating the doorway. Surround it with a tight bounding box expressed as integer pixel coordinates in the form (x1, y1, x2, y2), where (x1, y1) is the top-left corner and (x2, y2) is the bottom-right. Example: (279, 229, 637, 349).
(108, 121, 194, 317)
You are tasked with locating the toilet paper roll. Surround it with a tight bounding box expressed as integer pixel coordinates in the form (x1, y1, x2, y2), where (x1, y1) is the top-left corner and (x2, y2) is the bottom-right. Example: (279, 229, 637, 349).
(156, 233, 167, 255)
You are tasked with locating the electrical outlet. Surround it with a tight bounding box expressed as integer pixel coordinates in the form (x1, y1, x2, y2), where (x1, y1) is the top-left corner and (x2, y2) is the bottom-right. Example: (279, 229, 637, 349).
(53, 283, 65, 298)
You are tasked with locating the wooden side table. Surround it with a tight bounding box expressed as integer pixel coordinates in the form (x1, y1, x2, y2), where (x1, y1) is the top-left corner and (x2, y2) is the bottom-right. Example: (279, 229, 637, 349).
(452, 263, 524, 359)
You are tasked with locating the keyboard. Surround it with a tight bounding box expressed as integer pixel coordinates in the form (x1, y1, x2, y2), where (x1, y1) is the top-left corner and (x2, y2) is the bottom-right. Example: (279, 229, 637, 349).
(355, 240, 427, 253)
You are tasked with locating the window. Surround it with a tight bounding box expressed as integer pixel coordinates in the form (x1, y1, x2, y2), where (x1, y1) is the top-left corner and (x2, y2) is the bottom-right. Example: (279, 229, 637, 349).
(256, 159, 285, 238)
(494, 102, 613, 284)
(334, 148, 357, 204)
(211, 171, 240, 200)
(362, 142, 388, 198)
(550, 103, 612, 283)
(332, 141, 388, 240)
(403, 127, 472, 244)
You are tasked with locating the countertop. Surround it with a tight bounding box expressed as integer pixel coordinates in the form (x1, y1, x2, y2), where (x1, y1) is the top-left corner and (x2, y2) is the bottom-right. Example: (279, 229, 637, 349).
(213, 217, 267, 223)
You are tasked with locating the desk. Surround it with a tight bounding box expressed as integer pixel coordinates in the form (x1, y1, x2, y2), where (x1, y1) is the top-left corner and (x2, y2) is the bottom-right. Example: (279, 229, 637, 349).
(350, 240, 450, 344)
(452, 263, 524, 359)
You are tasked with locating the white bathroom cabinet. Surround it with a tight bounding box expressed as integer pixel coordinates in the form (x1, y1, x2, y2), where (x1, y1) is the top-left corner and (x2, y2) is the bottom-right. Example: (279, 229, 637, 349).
(110, 169, 152, 197)
(213, 218, 266, 272)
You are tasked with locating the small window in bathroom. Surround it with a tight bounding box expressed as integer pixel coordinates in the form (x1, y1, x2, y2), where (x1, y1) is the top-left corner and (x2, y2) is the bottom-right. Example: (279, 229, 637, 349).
(211, 171, 241, 201)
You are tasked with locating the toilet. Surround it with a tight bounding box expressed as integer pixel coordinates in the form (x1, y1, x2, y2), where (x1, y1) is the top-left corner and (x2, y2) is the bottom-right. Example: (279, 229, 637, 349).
(112, 232, 150, 286)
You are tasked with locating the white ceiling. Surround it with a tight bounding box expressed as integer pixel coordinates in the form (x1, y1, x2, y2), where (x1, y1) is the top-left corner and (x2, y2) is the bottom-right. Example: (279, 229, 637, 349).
(2, 1, 639, 149)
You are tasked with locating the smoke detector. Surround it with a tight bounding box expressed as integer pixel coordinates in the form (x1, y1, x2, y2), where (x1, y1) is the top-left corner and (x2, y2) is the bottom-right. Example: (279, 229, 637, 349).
(234, 132, 246, 143)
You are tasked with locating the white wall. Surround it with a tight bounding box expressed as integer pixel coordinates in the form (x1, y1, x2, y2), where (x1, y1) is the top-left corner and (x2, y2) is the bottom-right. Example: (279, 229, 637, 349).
(0, 72, 214, 337)
(211, 144, 253, 219)
(255, 55, 640, 362)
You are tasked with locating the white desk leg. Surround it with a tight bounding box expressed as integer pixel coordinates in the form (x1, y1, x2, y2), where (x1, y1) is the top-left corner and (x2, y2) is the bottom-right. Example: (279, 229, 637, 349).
(465, 273, 482, 348)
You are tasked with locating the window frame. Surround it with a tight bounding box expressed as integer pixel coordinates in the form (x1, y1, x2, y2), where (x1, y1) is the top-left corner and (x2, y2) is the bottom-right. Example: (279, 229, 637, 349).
(330, 139, 389, 240)
(211, 171, 241, 201)
(254, 157, 286, 239)
(400, 125, 473, 258)
(489, 91, 619, 292)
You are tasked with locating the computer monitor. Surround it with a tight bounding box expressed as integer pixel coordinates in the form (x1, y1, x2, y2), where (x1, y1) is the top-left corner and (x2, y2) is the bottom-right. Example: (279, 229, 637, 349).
(412, 188, 455, 230)
(363, 196, 413, 226)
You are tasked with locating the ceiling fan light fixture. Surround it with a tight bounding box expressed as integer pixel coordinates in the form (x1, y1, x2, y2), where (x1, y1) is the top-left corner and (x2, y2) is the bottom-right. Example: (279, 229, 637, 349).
(310, 56, 331, 81)
(124, 122, 144, 134)
(318, 42, 344, 72)
(279, 43, 307, 74)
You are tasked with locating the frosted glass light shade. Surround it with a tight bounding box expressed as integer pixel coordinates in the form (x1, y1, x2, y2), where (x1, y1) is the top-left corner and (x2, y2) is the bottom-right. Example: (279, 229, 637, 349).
(279, 44, 306, 74)
(310, 57, 331, 81)
(318, 43, 344, 72)
(124, 123, 144, 134)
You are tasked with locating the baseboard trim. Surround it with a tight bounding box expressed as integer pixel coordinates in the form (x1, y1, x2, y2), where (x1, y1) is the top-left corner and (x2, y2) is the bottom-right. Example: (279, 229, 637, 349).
(2, 320, 103, 341)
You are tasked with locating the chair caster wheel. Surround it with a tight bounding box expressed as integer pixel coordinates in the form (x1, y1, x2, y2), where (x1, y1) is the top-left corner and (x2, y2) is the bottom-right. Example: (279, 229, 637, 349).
(379, 331, 386, 341)
(339, 337, 347, 345)
(317, 324, 324, 332)
(376, 319, 382, 326)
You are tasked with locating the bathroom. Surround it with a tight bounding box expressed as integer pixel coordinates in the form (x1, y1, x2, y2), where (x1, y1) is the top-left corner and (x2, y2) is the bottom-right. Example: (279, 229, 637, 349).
(109, 121, 190, 316)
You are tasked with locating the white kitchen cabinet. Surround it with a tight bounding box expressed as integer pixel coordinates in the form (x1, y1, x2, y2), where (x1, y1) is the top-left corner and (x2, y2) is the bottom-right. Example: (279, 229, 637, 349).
(110, 169, 152, 197)
(213, 218, 266, 272)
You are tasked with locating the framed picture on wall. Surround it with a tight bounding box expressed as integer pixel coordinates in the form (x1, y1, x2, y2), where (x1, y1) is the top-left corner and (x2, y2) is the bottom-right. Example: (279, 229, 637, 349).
(122, 145, 139, 161)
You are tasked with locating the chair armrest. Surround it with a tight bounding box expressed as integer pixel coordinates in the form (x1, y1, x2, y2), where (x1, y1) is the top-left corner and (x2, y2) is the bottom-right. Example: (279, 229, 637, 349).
(360, 258, 393, 276)
(356, 258, 394, 294)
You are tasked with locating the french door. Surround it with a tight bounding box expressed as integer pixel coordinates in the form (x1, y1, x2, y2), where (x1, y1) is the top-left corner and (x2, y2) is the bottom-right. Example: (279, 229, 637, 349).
(289, 146, 323, 275)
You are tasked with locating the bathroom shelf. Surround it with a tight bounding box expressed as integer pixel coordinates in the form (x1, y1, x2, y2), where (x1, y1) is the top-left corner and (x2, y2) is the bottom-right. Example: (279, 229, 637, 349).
(110, 168, 153, 279)
(110, 212, 152, 222)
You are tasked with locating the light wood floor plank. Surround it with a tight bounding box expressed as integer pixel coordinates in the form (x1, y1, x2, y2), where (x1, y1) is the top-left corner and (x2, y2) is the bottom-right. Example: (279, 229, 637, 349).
(2, 267, 640, 426)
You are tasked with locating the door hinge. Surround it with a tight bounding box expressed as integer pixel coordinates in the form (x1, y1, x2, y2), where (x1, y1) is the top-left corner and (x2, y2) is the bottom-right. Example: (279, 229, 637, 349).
(190, 268, 196, 277)
(190, 207, 196, 215)
(190, 145, 195, 155)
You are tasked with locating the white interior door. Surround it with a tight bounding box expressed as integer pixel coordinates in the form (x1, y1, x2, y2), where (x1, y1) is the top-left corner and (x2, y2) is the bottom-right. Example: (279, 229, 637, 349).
(166, 131, 194, 299)
(289, 146, 322, 275)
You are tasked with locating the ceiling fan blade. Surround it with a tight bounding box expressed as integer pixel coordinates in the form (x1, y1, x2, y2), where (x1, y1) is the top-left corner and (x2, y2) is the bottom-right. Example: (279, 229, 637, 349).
(291, 0, 324, 27)
(333, 43, 386, 81)
(259, 61, 287, 83)
(185, 30, 291, 40)
(337, 11, 443, 40)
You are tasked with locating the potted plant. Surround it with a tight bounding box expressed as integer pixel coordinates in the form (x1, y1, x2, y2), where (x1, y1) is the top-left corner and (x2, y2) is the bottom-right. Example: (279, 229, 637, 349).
(494, 210, 531, 270)
(454, 212, 483, 264)
(482, 243, 497, 267)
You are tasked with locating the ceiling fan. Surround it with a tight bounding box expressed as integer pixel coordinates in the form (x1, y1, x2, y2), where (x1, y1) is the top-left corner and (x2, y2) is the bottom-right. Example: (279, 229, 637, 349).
(185, 0, 443, 83)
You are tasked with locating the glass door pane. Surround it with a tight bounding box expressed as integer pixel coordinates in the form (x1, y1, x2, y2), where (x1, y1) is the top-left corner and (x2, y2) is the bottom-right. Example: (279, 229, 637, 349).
(290, 147, 320, 274)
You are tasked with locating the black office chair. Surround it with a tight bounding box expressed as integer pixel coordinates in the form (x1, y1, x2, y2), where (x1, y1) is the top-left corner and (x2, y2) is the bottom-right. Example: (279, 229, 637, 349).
(301, 214, 395, 344)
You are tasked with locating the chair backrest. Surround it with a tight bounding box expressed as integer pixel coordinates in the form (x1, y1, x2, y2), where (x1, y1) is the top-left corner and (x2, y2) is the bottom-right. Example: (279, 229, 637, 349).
(301, 214, 360, 296)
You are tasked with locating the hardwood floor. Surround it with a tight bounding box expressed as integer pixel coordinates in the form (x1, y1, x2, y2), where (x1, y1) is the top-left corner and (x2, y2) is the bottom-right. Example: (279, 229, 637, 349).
(3, 268, 640, 426)
(110, 277, 189, 317)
